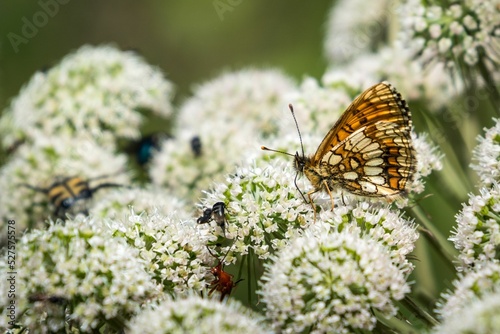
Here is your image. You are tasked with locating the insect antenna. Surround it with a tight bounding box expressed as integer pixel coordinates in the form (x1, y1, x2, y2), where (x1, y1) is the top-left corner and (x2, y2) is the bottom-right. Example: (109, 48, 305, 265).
(87, 168, 127, 182)
(294, 173, 308, 204)
(207, 238, 238, 264)
(288, 104, 305, 159)
(260, 104, 306, 158)
(19, 183, 49, 194)
(260, 146, 295, 157)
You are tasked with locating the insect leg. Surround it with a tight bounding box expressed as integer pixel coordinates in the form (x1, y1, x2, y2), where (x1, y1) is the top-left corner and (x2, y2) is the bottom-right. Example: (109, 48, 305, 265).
(322, 180, 335, 211)
(306, 190, 318, 222)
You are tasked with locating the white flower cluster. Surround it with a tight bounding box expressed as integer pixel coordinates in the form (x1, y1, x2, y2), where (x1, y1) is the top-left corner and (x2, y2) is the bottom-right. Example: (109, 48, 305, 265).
(471, 118, 500, 187)
(0, 137, 130, 235)
(0, 218, 158, 333)
(316, 201, 419, 275)
(398, 0, 500, 68)
(0, 45, 174, 149)
(284, 77, 352, 135)
(408, 132, 444, 195)
(324, 44, 461, 110)
(259, 230, 410, 334)
(93, 210, 214, 295)
(433, 290, 500, 334)
(324, 0, 394, 63)
(451, 184, 500, 270)
(200, 159, 314, 259)
(176, 68, 296, 138)
(149, 129, 251, 202)
(436, 261, 500, 321)
(127, 294, 272, 334)
(90, 186, 188, 220)
(323, 0, 463, 110)
(149, 68, 296, 202)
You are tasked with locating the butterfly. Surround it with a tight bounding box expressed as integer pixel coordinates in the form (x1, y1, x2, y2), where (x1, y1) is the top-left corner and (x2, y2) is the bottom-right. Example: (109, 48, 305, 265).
(262, 81, 416, 210)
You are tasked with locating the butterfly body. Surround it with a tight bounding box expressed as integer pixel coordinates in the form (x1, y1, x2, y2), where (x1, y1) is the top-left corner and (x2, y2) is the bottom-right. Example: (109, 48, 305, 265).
(287, 82, 416, 205)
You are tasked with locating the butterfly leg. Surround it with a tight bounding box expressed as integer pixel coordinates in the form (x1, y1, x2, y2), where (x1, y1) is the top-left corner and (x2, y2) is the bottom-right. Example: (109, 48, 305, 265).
(306, 190, 317, 222)
(321, 180, 335, 211)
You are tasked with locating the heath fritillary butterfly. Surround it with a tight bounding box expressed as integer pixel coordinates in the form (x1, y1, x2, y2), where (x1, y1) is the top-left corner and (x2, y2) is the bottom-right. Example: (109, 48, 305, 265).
(262, 81, 416, 209)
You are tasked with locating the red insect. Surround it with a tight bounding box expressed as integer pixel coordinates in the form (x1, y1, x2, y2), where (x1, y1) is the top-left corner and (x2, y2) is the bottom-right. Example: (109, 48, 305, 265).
(207, 245, 243, 301)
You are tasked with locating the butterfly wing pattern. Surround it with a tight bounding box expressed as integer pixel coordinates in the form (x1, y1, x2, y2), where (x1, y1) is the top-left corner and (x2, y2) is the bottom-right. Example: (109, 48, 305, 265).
(296, 82, 416, 201)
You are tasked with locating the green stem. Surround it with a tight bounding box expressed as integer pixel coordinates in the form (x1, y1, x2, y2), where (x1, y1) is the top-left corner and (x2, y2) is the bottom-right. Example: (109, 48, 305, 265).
(401, 296, 440, 328)
(411, 205, 458, 269)
(374, 308, 419, 334)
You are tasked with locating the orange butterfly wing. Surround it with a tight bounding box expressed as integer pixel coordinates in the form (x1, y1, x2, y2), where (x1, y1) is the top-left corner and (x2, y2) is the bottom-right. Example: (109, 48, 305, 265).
(310, 82, 415, 196)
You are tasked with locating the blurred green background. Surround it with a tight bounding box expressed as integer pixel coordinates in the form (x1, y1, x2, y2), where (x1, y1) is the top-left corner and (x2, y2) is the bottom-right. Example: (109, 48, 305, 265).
(0, 1, 331, 110)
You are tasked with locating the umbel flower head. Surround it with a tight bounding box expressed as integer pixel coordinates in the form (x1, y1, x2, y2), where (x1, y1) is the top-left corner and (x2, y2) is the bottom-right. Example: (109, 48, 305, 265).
(314, 200, 419, 275)
(176, 68, 296, 138)
(89, 186, 188, 220)
(284, 77, 352, 136)
(149, 128, 257, 202)
(398, 0, 500, 69)
(323, 44, 461, 111)
(150, 68, 296, 202)
(451, 183, 500, 271)
(199, 158, 314, 259)
(0, 44, 175, 149)
(259, 229, 410, 334)
(324, 0, 394, 63)
(0, 136, 130, 235)
(435, 261, 500, 321)
(471, 118, 500, 187)
(432, 290, 500, 334)
(127, 294, 272, 334)
(92, 210, 214, 295)
(0, 218, 158, 333)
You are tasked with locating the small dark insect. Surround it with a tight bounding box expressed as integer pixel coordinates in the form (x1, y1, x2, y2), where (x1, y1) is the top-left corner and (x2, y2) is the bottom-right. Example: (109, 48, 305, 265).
(134, 133, 168, 165)
(197, 208, 213, 225)
(29, 294, 67, 305)
(211, 202, 226, 235)
(21, 173, 126, 219)
(197, 202, 227, 236)
(190, 135, 202, 157)
(207, 244, 243, 301)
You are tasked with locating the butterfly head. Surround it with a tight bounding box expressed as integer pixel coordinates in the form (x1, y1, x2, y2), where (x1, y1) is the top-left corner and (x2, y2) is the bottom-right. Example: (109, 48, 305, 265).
(293, 151, 307, 175)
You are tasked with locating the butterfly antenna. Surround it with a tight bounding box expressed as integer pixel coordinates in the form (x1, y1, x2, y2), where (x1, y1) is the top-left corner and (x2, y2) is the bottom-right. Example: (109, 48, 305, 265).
(288, 104, 305, 158)
(260, 146, 295, 157)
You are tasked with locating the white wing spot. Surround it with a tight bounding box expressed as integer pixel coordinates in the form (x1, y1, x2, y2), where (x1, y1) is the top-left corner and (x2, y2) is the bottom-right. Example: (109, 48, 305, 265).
(359, 181, 377, 193)
(324, 153, 342, 165)
(344, 131, 366, 150)
(364, 166, 383, 176)
(366, 176, 386, 185)
(343, 172, 359, 180)
(366, 158, 384, 166)
(363, 149, 383, 160)
(362, 142, 380, 153)
(351, 137, 372, 152)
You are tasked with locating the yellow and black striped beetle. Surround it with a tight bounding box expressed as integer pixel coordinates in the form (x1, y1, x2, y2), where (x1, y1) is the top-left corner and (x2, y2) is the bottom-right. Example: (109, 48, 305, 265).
(21, 173, 126, 219)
